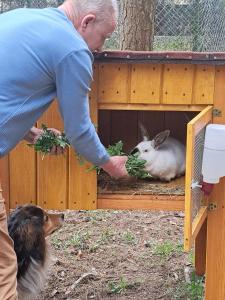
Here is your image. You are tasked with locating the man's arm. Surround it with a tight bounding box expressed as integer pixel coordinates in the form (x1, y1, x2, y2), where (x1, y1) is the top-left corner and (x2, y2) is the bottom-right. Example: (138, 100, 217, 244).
(55, 50, 127, 177)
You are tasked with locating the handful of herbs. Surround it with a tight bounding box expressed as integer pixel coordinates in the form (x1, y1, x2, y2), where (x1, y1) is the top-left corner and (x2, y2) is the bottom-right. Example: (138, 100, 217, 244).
(28, 124, 70, 159)
(92, 141, 151, 179)
(126, 153, 152, 179)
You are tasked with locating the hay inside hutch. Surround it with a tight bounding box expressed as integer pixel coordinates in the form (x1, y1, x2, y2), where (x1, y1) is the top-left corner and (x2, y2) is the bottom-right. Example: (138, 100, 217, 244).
(97, 109, 197, 198)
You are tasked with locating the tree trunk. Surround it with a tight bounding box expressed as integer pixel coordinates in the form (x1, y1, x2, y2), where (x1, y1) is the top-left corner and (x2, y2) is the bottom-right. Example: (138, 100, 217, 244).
(118, 0, 155, 51)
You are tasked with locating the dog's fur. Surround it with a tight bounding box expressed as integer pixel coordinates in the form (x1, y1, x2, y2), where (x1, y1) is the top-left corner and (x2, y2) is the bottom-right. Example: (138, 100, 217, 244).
(8, 205, 64, 300)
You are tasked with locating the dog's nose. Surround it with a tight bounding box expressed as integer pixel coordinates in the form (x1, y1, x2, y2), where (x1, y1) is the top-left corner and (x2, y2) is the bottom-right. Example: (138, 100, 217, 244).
(130, 147, 139, 155)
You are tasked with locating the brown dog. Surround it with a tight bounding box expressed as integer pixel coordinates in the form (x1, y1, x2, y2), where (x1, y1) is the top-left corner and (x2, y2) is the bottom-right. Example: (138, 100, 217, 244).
(8, 205, 64, 300)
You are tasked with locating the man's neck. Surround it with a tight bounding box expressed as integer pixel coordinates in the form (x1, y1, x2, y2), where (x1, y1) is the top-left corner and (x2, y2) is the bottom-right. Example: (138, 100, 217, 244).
(58, 2, 79, 29)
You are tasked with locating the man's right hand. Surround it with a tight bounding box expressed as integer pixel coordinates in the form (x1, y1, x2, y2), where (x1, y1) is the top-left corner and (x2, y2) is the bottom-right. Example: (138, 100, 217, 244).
(100, 156, 128, 179)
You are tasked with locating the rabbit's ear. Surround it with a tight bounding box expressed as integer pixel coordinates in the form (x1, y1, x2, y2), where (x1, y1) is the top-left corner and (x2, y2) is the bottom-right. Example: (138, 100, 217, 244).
(139, 122, 149, 141)
(153, 130, 170, 149)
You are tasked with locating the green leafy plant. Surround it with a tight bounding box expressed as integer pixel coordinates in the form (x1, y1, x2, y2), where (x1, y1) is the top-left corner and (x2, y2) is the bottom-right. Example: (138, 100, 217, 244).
(89, 140, 151, 179)
(28, 124, 70, 159)
(107, 277, 130, 294)
(152, 241, 183, 259)
(126, 153, 151, 179)
(106, 140, 125, 156)
(186, 273, 204, 300)
(122, 230, 136, 245)
(174, 273, 204, 300)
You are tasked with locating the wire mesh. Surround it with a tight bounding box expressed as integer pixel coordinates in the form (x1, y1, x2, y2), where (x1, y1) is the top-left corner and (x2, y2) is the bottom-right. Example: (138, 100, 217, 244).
(154, 0, 225, 52)
(0, 0, 61, 12)
(1, 0, 225, 52)
(191, 126, 205, 221)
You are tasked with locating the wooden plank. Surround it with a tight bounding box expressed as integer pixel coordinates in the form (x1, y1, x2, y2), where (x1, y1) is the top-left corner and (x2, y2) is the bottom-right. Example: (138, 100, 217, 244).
(37, 101, 67, 210)
(205, 178, 225, 300)
(98, 63, 130, 103)
(162, 64, 194, 104)
(213, 66, 225, 124)
(184, 120, 194, 251)
(192, 206, 207, 241)
(110, 111, 138, 153)
(193, 65, 215, 105)
(205, 66, 225, 300)
(69, 153, 97, 210)
(98, 110, 111, 147)
(164, 111, 197, 145)
(130, 64, 162, 104)
(188, 105, 213, 136)
(98, 194, 184, 211)
(195, 219, 207, 276)
(9, 141, 36, 208)
(99, 103, 206, 112)
(138, 111, 165, 140)
(68, 66, 98, 210)
(184, 106, 212, 252)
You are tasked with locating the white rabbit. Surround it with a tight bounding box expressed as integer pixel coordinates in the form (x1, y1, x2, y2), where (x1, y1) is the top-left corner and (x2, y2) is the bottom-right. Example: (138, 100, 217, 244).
(131, 125, 186, 181)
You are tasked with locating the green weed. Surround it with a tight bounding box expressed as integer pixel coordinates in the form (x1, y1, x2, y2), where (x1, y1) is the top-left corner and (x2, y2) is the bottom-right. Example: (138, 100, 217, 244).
(107, 277, 131, 294)
(122, 230, 136, 245)
(174, 273, 204, 300)
(152, 241, 183, 258)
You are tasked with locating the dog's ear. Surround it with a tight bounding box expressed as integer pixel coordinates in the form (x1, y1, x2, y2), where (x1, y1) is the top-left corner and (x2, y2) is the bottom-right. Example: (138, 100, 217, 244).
(14, 217, 43, 251)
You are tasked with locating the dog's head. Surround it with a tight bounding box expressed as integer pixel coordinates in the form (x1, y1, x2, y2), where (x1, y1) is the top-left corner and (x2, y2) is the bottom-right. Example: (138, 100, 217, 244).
(8, 205, 64, 279)
(8, 204, 64, 237)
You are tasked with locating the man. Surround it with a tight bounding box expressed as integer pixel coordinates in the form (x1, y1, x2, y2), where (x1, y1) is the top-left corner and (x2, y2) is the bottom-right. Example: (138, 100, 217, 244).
(0, 0, 127, 298)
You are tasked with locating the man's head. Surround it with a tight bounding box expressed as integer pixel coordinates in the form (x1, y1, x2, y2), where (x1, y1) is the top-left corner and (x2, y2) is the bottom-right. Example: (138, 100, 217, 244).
(60, 0, 118, 51)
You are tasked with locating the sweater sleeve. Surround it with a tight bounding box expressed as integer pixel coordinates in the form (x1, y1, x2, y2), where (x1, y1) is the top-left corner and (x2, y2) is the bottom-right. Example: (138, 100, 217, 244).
(55, 49, 109, 166)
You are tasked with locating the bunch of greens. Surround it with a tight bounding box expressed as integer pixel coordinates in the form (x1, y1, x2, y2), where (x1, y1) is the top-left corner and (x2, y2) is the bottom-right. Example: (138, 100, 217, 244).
(90, 140, 151, 179)
(126, 153, 151, 179)
(106, 140, 125, 156)
(28, 124, 70, 158)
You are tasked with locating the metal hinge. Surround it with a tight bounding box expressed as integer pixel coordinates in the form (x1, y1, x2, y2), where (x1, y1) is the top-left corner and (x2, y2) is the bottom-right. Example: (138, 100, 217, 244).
(208, 202, 218, 211)
(213, 108, 222, 117)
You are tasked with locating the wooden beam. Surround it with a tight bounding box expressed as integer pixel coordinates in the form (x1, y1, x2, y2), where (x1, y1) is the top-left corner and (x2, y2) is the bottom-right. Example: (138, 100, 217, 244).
(192, 206, 208, 241)
(98, 194, 184, 211)
(205, 66, 225, 300)
(195, 219, 207, 276)
(99, 103, 206, 112)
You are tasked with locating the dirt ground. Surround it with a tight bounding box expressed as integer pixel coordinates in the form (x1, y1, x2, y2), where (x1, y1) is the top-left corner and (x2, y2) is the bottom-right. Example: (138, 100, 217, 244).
(36, 208, 201, 300)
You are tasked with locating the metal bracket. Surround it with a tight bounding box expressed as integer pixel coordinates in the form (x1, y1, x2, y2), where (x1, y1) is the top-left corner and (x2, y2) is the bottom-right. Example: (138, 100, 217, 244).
(208, 202, 217, 211)
(191, 181, 202, 189)
(213, 108, 222, 117)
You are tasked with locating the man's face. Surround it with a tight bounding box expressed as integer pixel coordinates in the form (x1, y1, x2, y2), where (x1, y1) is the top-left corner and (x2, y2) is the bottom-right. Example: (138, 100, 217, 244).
(77, 14, 116, 51)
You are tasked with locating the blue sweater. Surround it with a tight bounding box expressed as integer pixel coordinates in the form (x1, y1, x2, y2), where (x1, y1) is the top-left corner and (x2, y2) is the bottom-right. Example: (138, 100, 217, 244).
(0, 7, 109, 166)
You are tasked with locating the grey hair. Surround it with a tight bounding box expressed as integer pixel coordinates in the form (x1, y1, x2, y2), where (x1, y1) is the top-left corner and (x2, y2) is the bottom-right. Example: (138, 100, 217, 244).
(70, 0, 118, 23)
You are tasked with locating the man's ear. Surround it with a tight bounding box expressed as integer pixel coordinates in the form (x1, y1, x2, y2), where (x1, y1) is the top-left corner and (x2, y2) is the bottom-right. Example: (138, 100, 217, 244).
(80, 14, 96, 30)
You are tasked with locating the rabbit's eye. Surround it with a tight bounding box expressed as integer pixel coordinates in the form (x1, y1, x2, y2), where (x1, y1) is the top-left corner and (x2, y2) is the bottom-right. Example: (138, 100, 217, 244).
(144, 149, 148, 153)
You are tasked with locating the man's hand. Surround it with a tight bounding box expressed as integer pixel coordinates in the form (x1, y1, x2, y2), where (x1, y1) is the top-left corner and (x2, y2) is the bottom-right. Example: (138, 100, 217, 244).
(100, 156, 128, 179)
(24, 126, 67, 155)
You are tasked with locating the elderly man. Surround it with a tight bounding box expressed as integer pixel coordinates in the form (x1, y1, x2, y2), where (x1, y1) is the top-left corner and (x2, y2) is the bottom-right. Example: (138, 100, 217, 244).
(0, 0, 127, 298)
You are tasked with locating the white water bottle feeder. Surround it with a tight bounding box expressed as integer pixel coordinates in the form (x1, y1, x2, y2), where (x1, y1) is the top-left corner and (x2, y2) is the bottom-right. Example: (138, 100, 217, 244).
(201, 124, 225, 195)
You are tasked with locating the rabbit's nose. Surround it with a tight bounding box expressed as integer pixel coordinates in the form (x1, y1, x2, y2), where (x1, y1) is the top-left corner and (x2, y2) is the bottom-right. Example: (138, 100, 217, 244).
(130, 148, 139, 155)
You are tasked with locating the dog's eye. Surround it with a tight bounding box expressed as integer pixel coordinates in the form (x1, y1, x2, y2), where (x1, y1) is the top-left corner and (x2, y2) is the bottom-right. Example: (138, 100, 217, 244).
(144, 149, 148, 153)
(44, 215, 49, 222)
